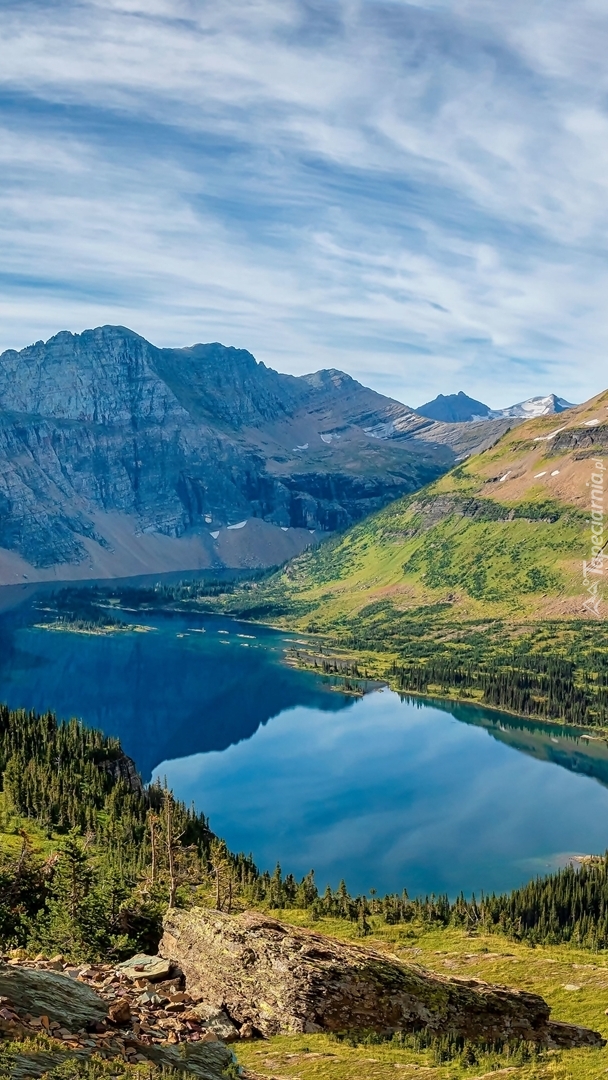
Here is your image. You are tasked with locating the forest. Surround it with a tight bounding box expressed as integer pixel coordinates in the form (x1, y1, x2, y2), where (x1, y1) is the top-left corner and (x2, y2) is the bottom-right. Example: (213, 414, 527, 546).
(2, 703, 608, 961)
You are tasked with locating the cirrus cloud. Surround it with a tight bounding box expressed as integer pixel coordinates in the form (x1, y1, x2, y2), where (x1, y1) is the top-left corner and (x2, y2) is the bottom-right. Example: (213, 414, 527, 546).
(0, 0, 607, 406)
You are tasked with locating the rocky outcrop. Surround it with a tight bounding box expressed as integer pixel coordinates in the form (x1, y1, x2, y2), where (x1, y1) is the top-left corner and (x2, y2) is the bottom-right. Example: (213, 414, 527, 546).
(160, 909, 604, 1048)
(550, 422, 608, 456)
(0, 962, 107, 1029)
(99, 752, 143, 795)
(0, 958, 234, 1078)
(0, 325, 513, 581)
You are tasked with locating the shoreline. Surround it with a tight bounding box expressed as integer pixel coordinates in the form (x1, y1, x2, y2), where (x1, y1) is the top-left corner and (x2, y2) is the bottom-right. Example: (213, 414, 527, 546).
(6, 579, 608, 740)
(276, 636, 608, 741)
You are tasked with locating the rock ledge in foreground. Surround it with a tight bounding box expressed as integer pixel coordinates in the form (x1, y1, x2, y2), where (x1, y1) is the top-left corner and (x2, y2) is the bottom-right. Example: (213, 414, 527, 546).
(0, 963, 106, 1029)
(160, 908, 605, 1048)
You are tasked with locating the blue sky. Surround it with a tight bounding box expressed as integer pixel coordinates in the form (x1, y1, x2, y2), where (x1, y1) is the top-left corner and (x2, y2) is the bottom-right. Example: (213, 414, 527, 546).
(1, 0, 607, 407)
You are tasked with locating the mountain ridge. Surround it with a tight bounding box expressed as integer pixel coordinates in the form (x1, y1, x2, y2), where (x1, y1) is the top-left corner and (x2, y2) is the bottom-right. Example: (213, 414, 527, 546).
(417, 390, 576, 424)
(0, 325, 517, 585)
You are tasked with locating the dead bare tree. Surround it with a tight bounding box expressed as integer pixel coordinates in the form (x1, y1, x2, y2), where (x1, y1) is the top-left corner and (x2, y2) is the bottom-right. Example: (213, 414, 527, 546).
(148, 811, 159, 887)
(209, 839, 232, 912)
(164, 790, 178, 909)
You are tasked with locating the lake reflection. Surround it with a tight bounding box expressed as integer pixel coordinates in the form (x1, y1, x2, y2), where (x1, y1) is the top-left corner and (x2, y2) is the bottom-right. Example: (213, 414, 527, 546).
(1, 596, 608, 898)
(0, 602, 352, 778)
(154, 689, 608, 898)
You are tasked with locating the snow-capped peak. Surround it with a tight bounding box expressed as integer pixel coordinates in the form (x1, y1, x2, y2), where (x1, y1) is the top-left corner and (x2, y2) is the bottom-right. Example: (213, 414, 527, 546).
(487, 394, 576, 420)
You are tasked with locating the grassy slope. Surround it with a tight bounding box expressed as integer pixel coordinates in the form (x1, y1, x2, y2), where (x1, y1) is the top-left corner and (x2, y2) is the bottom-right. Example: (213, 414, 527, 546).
(3, 802, 608, 1080)
(237, 911, 608, 1080)
(244, 390, 608, 633)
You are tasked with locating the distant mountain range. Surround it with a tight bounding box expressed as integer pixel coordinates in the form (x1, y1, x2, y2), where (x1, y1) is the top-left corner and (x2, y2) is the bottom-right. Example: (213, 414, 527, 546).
(417, 391, 576, 424)
(0, 326, 519, 585)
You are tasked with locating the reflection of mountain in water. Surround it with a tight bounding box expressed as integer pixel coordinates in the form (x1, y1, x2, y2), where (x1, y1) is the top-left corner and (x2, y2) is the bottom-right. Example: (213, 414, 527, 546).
(417, 697, 608, 789)
(0, 606, 353, 780)
(6, 591, 607, 792)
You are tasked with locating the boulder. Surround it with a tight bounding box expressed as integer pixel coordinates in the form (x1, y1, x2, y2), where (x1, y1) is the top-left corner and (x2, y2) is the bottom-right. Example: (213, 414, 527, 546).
(160, 908, 605, 1048)
(116, 953, 174, 982)
(183, 1004, 241, 1043)
(0, 963, 107, 1029)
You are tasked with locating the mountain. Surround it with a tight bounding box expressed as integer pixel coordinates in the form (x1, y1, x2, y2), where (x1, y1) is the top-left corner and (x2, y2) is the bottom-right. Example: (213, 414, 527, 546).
(417, 391, 576, 424)
(488, 393, 576, 419)
(0, 326, 515, 585)
(234, 389, 608, 630)
(416, 391, 492, 422)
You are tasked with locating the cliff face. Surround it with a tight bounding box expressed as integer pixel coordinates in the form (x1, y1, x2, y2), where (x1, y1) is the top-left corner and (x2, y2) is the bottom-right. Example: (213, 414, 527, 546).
(0, 326, 513, 582)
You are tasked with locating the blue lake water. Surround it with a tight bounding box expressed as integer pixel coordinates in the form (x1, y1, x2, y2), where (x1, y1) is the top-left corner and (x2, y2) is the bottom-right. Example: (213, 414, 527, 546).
(2, 594, 608, 898)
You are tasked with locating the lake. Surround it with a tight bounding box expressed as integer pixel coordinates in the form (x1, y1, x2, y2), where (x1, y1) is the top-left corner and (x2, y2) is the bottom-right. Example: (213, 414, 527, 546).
(1, 593, 608, 899)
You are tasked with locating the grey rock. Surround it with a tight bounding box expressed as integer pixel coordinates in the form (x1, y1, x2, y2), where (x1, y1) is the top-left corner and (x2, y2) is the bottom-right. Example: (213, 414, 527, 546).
(187, 1005, 240, 1043)
(160, 908, 605, 1048)
(116, 952, 173, 981)
(0, 961, 107, 1028)
(137, 990, 165, 1006)
(99, 752, 143, 795)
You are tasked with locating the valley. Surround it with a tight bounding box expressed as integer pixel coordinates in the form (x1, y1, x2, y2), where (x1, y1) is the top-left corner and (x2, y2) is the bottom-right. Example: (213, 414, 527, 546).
(0, 329, 607, 1080)
(212, 389, 608, 627)
(178, 390, 608, 728)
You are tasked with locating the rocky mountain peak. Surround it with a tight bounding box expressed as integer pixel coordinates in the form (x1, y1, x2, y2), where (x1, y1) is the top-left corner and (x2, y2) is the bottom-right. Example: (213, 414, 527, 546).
(490, 393, 576, 419)
(416, 391, 491, 423)
(0, 325, 520, 581)
(302, 368, 360, 393)
(0, 325, 185, 427)
(153, 339, 301, 428)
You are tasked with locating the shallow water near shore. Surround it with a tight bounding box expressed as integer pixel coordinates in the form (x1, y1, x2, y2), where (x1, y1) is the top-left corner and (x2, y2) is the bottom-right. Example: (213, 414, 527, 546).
(1, 595, 608, 898)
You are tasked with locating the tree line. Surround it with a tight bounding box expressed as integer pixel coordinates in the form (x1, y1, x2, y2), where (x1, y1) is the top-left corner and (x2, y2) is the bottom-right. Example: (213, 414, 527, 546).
(0, 704, 255, 959)
(3, 702, 608, 961)
(390, 650, 608, 727)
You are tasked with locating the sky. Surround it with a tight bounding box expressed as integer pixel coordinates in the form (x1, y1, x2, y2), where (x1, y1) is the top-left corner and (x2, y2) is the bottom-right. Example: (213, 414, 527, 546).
(1, 0, 608, 408)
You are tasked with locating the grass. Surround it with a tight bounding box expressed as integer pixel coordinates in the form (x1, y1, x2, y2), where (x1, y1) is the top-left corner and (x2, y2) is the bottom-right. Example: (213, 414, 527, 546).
(0, 1042, 179, 1079)
(236, 913, 608, 1080)
(226, 488, 586, 630)
(193, 400, 608, 633)
(0, 793, 64, 857)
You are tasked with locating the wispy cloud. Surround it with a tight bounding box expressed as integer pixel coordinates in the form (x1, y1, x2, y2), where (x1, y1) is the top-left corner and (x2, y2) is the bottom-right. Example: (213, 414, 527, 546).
(0, 0, 607, 405)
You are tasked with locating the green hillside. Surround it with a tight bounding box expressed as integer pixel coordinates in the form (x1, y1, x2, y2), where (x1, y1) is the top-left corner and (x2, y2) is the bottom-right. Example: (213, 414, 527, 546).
(242, 389, 607, 630)
(199, 391, 608, 726)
